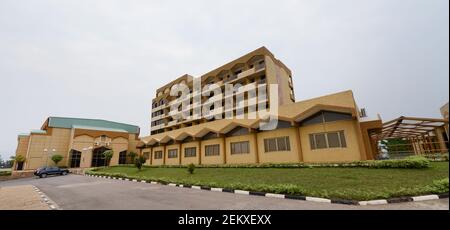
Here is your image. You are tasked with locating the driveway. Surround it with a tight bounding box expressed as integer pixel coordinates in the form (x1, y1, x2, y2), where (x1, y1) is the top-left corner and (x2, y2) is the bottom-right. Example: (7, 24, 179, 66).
(0, 175, 448, 210)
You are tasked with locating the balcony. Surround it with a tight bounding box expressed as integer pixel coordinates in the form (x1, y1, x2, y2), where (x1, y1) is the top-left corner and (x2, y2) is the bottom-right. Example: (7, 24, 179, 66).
(150, 123, 165, 131)
(225, 65, 265, 85)
(151, 114, 165, 121)
(151, 104, 166, 113)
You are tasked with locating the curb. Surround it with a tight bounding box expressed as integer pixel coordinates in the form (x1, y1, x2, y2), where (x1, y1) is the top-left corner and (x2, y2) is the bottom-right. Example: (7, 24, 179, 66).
(85, 174, 449, 206)
(32, 186, 62, 210)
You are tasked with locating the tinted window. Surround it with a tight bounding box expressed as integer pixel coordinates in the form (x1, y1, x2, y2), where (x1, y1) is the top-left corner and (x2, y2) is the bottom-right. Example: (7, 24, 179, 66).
(226, 127, 249, 137)
(323, 112, 353, 122)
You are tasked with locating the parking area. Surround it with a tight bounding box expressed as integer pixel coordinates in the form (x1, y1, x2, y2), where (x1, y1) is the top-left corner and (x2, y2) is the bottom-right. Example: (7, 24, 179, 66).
(0, 174, 448, 210)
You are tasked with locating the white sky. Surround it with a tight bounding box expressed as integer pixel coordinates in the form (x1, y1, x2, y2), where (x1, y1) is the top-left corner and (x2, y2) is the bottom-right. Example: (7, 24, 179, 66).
(0, 0, 448, 160)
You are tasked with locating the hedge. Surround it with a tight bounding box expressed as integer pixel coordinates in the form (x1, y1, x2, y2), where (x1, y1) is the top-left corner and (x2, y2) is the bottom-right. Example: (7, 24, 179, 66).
(105, 156, 432, 170)
(0, 171, 11, 177)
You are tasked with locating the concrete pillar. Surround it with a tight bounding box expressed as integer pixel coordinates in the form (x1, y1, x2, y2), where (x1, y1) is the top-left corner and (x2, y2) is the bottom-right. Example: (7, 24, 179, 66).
(198, 139, 202, 165)
(221, 135, 227, 165)
(252, 131, 260, 164)
(162, 145, 166, 165)
(294, 125, 304, 162)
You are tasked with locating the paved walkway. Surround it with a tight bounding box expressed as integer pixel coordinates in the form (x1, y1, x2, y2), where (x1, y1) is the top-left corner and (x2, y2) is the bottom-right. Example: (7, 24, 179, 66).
(0, 185, 49, 210)
(0, 175, 448, 210)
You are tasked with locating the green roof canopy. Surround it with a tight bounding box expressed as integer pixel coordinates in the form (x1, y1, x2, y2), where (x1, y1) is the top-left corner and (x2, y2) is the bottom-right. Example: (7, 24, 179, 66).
(45, 117, 140, 134)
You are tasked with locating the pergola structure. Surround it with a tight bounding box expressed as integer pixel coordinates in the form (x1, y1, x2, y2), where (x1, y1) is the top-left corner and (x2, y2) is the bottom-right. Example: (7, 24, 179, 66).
(372, 116, 449, 155)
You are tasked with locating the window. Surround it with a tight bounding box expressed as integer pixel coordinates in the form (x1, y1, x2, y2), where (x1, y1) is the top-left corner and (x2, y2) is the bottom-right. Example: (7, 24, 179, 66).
(119, 151, 127, 164)
(184, 147, 196, 158)
(226, 126, 249, 137)
(301, 111, 353, 126)
(143, 152, 150, 160)
(168, 149, 178, 158)
(264, 137, 291, 152)
(70, 150, 81, 168)
(154, 151, 163, 159)
(231, 141, 250, 155)
(309, 131, 347, 150)
(205, 144, 220, 156)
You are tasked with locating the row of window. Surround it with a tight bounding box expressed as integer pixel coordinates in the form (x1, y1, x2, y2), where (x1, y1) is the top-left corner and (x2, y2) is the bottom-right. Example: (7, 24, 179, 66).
(309, 131, 347, 150)
(147, 131, 347, 160)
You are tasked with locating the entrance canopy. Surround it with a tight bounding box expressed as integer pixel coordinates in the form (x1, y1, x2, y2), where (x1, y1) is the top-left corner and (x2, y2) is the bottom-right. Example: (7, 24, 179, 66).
(373, 116, 448, 140)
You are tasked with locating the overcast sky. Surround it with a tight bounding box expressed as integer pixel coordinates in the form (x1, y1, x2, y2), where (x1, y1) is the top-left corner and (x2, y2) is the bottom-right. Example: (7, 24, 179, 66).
(0, 0, 448, 160)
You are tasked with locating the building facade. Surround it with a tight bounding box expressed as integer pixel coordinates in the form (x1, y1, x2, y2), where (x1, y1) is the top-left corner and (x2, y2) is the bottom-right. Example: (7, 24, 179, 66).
(14, 47, 386, 170)
(139, 47, 383, 165)
(14, 117, 140, 171)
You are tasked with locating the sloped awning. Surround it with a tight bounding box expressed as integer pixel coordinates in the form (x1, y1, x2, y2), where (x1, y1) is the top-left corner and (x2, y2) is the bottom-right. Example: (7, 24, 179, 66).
(374, 116, 448, 140)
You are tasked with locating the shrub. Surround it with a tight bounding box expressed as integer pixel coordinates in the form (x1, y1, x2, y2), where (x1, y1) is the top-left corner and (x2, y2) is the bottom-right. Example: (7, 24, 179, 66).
(128, 152, 138, 164)
(51, 155, 64, 166)
(0, 171, 11, 177)
(187, 164, 195, 174)
(429, 178, 449, 194)
(370, 156, 430, 169)
(135, 156, 146, 171)
(14, 155, 26, 163)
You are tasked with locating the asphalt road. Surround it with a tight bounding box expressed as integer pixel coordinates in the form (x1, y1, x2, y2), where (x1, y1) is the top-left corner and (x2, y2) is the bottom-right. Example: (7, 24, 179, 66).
(0, 175, 448, 210)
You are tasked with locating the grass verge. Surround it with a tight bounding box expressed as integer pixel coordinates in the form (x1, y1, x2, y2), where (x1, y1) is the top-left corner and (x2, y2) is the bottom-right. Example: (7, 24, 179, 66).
(88, 162, 449, 201)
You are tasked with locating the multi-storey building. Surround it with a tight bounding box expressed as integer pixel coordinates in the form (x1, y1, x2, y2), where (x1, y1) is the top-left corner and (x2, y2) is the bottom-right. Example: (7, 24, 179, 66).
(150, 47, 295, 135)
(140, 47, 383, 165)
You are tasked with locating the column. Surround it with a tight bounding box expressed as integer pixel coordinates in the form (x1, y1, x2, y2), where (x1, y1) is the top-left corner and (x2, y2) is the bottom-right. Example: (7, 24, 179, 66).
(435, 127, 448, 154)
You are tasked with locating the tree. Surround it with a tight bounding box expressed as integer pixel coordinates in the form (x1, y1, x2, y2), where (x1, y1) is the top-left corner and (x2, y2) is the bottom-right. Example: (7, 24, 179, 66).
(51, 154, 64, 166)
(103, 150, 114, 167)
(187, 163, 195, 174)
(14, 155, 26, 163)
(134, 156, 146, 171)
(128, 152, 138, 164)
(12, 155, 26, 170)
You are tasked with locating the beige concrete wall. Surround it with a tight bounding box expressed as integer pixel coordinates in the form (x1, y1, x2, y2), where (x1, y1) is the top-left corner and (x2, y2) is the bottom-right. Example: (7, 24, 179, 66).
(165, 144, 181, 166)
(201, 138, 225, 165)
(225, 134, 257, 164)
(300, 120, 363, 163)
(24, 128, 72, 170)
(257, 127, 301, 164)
(15, 136, 29, 158)
(181, 142, 200, 165)
(152, 146, 164, 166)
(265, 56, 293, 107)
(72, 135, 95, 168)
(110, 137, 129, 166)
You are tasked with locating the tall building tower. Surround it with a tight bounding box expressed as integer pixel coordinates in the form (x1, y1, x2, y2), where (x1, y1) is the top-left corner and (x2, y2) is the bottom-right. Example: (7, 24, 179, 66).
(150, 47, 295, 135)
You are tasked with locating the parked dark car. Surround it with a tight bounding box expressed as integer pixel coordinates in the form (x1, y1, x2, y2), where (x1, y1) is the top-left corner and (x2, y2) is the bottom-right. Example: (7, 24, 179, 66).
(34, 167, 69, 178)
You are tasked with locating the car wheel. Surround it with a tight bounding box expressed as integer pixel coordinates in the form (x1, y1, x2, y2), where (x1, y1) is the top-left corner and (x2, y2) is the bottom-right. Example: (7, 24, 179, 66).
(40, 173, 47, 178)
(62, 171, 67, 176)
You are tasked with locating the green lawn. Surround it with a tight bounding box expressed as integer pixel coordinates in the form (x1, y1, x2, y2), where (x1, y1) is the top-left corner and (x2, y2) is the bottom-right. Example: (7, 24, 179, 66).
(0, 168, 11, 172)
(93, 162, 449, 200)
